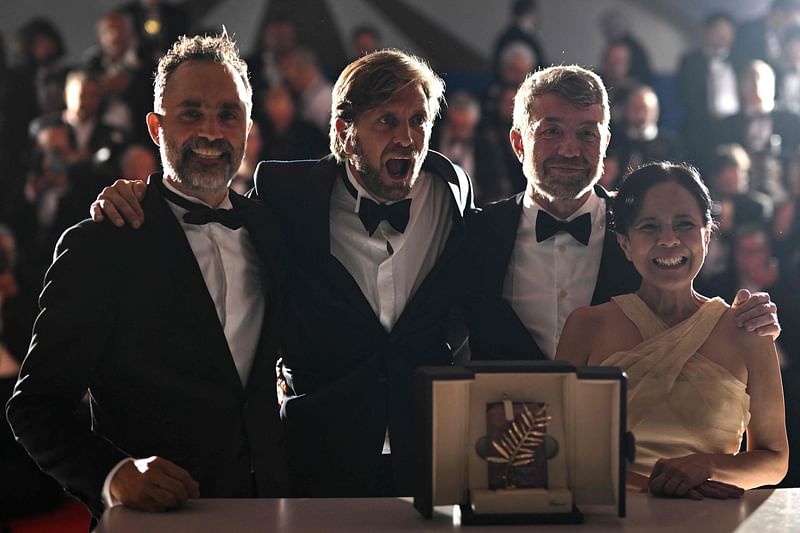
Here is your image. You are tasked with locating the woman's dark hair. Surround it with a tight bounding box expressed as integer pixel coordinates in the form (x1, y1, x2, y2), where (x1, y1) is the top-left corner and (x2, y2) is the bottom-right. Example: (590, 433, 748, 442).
(15, 17, 65, 65)
(612, 161, 714, 235)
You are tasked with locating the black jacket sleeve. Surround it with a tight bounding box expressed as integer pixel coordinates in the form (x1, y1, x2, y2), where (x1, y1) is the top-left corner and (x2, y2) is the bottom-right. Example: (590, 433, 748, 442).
(6, 222, 129, 517)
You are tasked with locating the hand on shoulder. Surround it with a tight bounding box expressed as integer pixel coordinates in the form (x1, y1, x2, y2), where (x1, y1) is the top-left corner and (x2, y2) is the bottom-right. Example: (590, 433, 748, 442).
(90, 179, 147, 229)
(719, 305, 776, 366)
(731, 289, 780, 339)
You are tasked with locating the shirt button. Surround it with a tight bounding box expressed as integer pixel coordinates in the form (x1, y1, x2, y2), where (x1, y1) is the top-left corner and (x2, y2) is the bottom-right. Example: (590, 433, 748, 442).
(558, 289, 568, 299)
(558, 245, 566, 253)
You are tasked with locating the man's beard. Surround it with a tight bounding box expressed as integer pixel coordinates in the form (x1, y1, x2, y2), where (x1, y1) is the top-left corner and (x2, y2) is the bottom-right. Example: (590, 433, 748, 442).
(350, 134, 427, 202)
(159, 131, 242, 192)
(527, 154, 603, 202)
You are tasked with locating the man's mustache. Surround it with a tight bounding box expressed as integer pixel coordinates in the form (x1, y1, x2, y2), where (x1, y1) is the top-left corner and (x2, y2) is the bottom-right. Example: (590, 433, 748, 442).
(181, 138, 234, 159)
(544, 157, 588, 169)
(383, 147, 419, 159)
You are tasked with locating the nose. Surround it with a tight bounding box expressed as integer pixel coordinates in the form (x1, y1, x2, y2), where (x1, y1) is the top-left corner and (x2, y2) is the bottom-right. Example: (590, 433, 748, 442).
(557, 133, 581, 158)
(198, 115, 223, 141)
(658, 226, 679, 246)
(393, 121, 413, 147)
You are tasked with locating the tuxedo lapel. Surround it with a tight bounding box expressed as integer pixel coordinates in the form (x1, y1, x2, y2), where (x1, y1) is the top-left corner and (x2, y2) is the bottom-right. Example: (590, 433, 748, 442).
(467, 193, 546, 360)
(392, 214, 461, 334)
(230, 190, 280, 283)
(229, 191, 282, 394)
(484, 193, 525, 294)
(422, 150, 473, 215)
(295, 157, 384, 326)
(391, 152, 471, 334)
(143, 176, 243, 390)
(299, 156, 339, 257)
(486, 194, 543, 356)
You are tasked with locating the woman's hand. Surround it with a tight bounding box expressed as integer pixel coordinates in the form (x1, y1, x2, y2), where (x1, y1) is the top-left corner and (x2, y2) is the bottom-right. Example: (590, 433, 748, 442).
(693, 480, 744, 500)
(626, 471, 650, 492)
(648, 455, 744, 499)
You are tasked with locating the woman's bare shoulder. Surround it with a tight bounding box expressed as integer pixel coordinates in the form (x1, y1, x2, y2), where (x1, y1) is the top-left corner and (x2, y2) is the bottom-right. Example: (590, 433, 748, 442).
(568, 301, 618, 326)
(557, 301, 629, 366)
(714, 307, 776, 360)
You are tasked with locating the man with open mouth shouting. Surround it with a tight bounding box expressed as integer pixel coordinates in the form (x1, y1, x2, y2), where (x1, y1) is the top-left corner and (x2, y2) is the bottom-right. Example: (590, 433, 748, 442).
(257, 50, 473, 498)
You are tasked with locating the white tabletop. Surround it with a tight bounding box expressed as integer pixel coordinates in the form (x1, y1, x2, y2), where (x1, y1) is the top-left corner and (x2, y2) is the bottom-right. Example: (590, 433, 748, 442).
(95, 489, 800, 532)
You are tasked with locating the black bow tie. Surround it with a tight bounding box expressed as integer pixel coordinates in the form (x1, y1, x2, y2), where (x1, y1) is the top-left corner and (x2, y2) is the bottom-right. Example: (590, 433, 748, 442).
(358, 197, 411, 236)
(535, 211, 591, 246)
(158, 179, 246, 230)
(341, 171, 411, 236)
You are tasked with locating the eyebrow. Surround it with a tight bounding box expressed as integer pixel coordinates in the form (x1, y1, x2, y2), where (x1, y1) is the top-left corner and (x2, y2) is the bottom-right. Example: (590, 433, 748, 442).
(635, 213, 698, 222)
(539, 117, 600, 126)
(177, 99, 244, 110)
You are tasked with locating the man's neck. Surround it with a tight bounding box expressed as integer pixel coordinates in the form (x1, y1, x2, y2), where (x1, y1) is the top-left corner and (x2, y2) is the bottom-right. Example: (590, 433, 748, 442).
(529, 187, 592, 219)
(165, 175, 229, 208)
(345, 162, 414, 205)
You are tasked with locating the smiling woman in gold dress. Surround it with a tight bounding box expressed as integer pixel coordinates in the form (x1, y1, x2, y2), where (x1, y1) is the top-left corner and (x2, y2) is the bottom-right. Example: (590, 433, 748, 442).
(556, 161, 788, 499)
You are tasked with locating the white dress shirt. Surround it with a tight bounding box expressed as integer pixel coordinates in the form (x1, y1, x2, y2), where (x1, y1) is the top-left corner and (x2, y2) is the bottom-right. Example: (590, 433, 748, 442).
(330, 165, 454, 454)
(707, 51, 740, 119)
(331, 165, 453, 332)
(63, 114, 96, 155)
(779, 67, 800, 113)
(102, 180, 265, 507)
(502, 191, 606, 359)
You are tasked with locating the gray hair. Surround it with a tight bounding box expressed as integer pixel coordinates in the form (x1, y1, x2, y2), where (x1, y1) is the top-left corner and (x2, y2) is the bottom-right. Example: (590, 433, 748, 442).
(153, 33, 252, 116)
(512, 64, 610, 135)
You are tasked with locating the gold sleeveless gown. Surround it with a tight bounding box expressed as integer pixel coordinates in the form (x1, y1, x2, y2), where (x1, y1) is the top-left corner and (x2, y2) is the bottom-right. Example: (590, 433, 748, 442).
(601, 294, 751, 477)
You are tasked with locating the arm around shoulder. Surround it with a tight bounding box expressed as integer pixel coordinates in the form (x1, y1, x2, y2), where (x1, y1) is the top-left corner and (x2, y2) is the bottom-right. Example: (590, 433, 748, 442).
(739, 326, 788, 485)
(701, 315, 789, 489)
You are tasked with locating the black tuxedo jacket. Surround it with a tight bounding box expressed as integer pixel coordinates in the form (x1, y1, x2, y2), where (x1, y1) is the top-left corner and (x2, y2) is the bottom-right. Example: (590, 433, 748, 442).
(252, 151, 472, 497)
(6, 175, 290, 517)
(677, 49, 713, 125)
(675, 49, 739, 170)
(465, 186, 640, 361)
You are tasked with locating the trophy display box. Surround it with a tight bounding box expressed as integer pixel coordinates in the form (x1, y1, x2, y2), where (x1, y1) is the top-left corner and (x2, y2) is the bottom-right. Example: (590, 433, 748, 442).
(414, 361, 632, 525)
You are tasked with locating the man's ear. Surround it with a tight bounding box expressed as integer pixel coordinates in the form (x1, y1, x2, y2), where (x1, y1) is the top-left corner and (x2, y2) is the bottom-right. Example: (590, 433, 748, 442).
(616, 233, 632, 261)
(601, 125, 611, 157)
(244, 118, 253, 145)
(509, 129, 525, 163)
(146, 112, 162, 146)
(335, 118, 350, 151)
